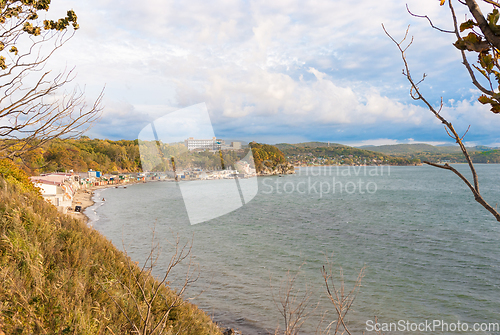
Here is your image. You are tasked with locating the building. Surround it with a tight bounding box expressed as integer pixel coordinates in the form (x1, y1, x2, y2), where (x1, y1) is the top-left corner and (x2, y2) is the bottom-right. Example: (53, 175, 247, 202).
(184, 137, 243, 151)
(88, 169, 101, 178)
(30, 173, 80, 212)
(184, 137, 221, 151)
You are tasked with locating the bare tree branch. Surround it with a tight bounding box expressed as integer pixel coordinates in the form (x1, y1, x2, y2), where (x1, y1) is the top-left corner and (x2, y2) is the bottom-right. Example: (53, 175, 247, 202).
(382, 23, 500, 222)
(319, 256, 365, 335)
(406, 4, 455, 33)
(271, 264, 316, 335)
(101, 226, 201, 335)
(482, 0, 500, 8)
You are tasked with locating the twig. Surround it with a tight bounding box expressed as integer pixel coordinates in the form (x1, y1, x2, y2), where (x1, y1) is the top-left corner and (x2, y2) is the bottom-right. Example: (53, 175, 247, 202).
(382, 23, 500, 222)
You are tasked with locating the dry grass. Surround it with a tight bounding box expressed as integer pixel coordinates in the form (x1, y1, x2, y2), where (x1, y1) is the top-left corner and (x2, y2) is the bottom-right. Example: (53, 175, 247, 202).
(0, 168, 221, 334)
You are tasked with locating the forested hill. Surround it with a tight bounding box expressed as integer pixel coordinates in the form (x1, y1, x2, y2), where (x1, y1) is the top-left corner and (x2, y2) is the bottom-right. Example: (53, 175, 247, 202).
(17, 139, 293, 175)
(276, 142, 421, 166)
(250, 142, 294, 174)
(17, 138, 143, 175)
(357, 143, 500, 163)
(16, 139, 500, 176)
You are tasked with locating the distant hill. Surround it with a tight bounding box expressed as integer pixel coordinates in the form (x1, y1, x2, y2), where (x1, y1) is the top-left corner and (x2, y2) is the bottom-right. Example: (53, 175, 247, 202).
(277, 142, 420, 166)
(275, 142, 345, 150)
(273, 142, 500, 165)
(358, 143, 493, 155)
(355, 143, 500, 163)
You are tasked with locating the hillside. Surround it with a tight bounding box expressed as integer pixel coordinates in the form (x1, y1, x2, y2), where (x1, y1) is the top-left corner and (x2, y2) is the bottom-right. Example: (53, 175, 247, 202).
(0, 160, 222, 334)
(16, 138, 143, 175)
(250, 142, 294, 174)
(19, 138, 255, 175)
(359, 143, 464, 154)
(277, 142, 421, 166)
(358, 143, 500, 163)
(275, 142, 345, 150)
(16, 139, 500, 177)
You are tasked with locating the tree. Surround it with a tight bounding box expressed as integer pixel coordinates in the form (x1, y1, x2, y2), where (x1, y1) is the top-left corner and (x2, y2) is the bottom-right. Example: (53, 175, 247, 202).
(0, 1, 103, 160)
(383, 0, 500, 222)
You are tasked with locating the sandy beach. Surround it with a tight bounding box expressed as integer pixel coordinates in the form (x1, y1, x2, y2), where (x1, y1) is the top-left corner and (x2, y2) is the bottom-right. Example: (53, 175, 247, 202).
(68, 182, 139, 222)
(67, 186, 103, 221)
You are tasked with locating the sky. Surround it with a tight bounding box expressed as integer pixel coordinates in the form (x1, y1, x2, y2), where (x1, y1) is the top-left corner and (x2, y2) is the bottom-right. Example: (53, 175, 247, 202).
(40, 0, 500, 146)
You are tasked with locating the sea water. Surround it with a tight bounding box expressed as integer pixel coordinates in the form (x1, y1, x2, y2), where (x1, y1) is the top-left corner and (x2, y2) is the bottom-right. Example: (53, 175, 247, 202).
(87, 165, 500, 334)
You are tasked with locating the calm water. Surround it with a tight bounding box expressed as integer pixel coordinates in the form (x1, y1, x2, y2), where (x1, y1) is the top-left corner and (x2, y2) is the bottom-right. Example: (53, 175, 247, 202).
(87, 165, 500, 334)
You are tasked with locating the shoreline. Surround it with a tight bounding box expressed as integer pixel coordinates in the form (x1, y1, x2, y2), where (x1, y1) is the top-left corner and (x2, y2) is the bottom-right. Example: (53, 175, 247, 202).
(66, 180, 268, 335)
(67, 181, 143, 222)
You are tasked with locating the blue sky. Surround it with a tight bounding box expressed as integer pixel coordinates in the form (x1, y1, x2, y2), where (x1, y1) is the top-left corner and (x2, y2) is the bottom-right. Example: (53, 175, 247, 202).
(45, 0, 500, 146)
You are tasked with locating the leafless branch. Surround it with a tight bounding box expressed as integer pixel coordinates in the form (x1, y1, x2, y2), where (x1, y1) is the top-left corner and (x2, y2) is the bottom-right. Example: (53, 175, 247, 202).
(271, 264, 316, 335)
(101, 225, 200, 334)
(383, 23, 500, 222)
(406, 4, 455, 33)
(319, 257, 365, 335)
(482, 0, 500, 8)
(461, 125, 471, 140)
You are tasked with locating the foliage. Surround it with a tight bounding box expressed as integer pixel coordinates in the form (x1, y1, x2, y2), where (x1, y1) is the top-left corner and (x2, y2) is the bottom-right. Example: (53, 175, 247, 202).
(0, 159, 39, 194)
(138, 139, 254, 173)
(447, 0, 500, 114)
(16, 138, 256, 174)
(16, 138, 143, 174)
(361, 143, 500, 163)
(0, 175, 222, 334)
(250, 142, 289, 173)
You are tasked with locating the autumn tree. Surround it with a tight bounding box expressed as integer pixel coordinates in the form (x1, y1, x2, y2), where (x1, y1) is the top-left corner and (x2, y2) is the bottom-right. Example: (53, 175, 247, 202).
(384, 0, 500, 222)
(0, 0, 103, 160)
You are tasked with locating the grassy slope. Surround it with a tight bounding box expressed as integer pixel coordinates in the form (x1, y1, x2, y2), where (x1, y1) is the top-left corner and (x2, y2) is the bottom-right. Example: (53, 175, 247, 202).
(0, 160, 221, 334)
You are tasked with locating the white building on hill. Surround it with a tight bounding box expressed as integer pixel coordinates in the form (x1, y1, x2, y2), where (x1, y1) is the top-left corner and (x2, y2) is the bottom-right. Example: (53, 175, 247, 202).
(184, 137, 242, 151)
(184, 137, 221, 151)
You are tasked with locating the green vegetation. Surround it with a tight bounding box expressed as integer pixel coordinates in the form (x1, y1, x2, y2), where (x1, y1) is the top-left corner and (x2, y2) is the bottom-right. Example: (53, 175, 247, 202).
(15, 138, 255, 175)
(276, 142, 421, 166)
(139, 140, 252, 172)
(359, 143, 500, 164)
(14, 139, 500, 177)
(0, 162, 222, 334)
(0, 159, 40, 193)
(250, 141, 291, 173)
(13, 138, 143, 175)
(360, 143, 465, 154)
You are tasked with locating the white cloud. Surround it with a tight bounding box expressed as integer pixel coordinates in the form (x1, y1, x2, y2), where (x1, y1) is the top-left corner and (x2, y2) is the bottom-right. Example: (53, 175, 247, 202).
(37, 0, 500, 144)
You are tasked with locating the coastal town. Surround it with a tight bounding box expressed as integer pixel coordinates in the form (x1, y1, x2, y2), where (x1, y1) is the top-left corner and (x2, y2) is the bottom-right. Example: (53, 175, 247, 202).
(28, 137, 258, 215)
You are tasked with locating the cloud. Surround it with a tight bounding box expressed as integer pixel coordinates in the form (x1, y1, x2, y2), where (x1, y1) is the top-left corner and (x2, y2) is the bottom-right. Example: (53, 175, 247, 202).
(40, 0, 500, 145)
